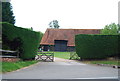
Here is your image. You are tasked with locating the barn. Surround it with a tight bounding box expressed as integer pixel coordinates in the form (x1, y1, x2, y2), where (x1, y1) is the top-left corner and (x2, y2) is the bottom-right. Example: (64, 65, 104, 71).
(40, 28, 101, 52)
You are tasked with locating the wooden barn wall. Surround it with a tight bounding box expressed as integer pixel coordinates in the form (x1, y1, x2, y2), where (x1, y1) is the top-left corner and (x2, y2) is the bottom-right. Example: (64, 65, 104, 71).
(41, 45, 75, 52)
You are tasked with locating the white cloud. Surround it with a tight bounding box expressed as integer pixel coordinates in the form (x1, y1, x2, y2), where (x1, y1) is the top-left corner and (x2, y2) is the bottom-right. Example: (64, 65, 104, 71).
(11, 0, 119, 33)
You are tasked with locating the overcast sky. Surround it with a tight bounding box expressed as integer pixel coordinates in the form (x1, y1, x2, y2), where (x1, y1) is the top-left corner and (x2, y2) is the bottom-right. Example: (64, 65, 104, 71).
(11, 0, 119, 33)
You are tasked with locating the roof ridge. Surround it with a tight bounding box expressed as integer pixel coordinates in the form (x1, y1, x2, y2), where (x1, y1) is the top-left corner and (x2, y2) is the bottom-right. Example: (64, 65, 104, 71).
(41, 28, 101, 46)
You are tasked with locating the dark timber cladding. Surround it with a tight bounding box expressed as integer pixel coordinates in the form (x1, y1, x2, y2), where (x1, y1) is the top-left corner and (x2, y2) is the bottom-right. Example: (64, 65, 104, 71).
(40, 28, 101, 51)
(54, 40, 68, 52)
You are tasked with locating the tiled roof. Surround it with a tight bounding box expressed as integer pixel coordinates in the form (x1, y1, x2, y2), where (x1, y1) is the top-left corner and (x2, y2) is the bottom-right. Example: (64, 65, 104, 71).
(40, 28, 101, 46)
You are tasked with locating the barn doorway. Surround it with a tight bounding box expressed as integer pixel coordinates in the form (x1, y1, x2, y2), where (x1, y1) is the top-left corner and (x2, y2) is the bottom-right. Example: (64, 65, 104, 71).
(54, 40, 68, 52)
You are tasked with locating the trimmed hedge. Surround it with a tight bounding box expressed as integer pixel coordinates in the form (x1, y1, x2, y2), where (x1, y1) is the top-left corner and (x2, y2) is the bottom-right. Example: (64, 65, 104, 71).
(2, 22, 41, 60)
(75, 34, 119, 59)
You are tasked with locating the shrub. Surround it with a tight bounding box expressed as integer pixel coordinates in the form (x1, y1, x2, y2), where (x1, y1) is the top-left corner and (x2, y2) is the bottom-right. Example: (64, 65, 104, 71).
(75, 34, 119, 59)
(2, 22, 41, 60)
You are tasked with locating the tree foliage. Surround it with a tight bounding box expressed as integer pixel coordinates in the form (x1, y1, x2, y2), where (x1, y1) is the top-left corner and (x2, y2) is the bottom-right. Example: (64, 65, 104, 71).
(49, 20, 60, 29)
(2, 2, 15, 25)
(101, 23, 119, 35)
(118, 24, 120, 34)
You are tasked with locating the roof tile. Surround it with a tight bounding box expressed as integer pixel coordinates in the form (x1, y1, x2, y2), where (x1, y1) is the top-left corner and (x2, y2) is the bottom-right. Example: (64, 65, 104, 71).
(40, 28, 101, 46)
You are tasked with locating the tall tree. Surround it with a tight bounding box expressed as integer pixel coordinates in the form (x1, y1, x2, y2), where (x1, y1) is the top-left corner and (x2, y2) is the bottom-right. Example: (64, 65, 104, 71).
(49, 20, 60, 29)
(0, 1, 2, 22)
(117, 24, 120, 34)
(101, 23, 119, 35)
(2, 2, 15, 25)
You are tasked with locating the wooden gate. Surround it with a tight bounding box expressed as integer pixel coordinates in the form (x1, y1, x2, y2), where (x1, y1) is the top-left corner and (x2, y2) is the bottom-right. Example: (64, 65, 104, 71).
(69, 52, 80, 60)
(36, 51, 54, 62)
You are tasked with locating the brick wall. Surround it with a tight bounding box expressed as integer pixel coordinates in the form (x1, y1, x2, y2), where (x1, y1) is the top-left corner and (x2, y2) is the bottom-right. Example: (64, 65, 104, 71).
(0, 57, 20, 62)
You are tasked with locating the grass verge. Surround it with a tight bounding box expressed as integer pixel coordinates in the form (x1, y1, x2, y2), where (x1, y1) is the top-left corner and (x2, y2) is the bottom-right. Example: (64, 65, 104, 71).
(82, 60, 119, 66)
(1, 60, 38, 73)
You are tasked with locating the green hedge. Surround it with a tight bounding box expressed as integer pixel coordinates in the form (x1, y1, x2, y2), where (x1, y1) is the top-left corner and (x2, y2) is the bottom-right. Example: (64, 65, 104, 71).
(2, 22, 41, 60)
(75, 34, 119, 59)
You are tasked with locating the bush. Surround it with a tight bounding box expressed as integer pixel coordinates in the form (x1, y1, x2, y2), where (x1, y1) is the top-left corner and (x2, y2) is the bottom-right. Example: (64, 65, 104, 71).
(75, 34, 119, 59)
(2, 22, 41, 60)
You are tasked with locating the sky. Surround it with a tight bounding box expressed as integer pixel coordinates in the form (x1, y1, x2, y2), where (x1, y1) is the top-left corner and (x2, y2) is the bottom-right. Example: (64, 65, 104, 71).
(10, 0, 119, 33)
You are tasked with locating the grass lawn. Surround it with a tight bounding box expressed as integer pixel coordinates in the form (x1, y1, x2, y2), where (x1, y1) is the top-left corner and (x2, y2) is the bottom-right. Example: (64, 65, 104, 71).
(1, 60, 38, 73)
(82, 60, 119, 66)
(54, 52, 70, 59)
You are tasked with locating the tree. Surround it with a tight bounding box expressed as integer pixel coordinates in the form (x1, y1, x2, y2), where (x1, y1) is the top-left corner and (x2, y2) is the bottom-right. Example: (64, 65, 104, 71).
(2, 2, 15, 25)
(101, 23, 119, 35)
(117, 24, 120, 34)
(49, 20, 60, 29)
(31, 27, 33, 31)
